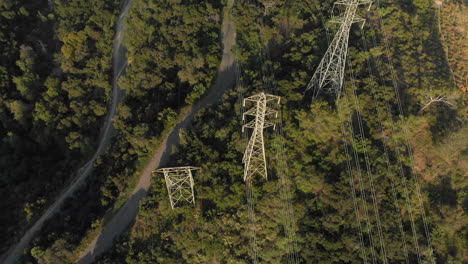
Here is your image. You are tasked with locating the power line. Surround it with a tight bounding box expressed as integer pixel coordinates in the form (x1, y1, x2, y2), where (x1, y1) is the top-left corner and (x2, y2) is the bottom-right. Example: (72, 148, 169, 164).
(246, 179, 259, 263)
(338, 92, 378, 264)
(303, 1, 380, 262)
(363, 20, 424, 264)
(336, 101, 371, 264)
(358, 26, 411, 264)
(243, 1, 301, 262)
(371, 1, 436, 262)
(347, 56, 388, 264)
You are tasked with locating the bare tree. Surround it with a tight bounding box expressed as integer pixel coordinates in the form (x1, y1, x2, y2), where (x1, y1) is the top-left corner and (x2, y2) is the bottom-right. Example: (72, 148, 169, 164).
(419, 94, 454, 112)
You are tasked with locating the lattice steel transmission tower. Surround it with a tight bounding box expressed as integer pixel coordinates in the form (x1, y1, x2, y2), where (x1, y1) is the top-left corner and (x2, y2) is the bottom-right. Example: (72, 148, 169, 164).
(242, 92, 281, 182)
(304, 0, 373, 98)
(155, 166, 200, 209)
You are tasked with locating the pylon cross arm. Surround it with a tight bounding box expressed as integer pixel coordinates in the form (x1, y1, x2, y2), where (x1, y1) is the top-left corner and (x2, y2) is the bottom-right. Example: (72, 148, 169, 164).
(244, 107, 259, 117)
(264, 108, 278, 116)
(243, 120, 257, 130)
(265, 95, 281, 104)
(329, 16, 366, 25)
(263, 120, 276, 129)
(156, 166, 200, 173)
(335, 0, 373, 6)
(244, 93, 281, 104)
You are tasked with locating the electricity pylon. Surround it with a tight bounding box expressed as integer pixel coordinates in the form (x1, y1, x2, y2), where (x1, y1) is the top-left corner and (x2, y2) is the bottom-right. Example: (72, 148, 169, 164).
(155, 166, 200, 209)
(304, 0, 373, 98)
(242, 92, 281, 182)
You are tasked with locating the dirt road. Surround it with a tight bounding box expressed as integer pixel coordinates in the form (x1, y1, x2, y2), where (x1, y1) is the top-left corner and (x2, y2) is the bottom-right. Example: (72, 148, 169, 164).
(0, 1, 132, 263)
(76, 11, 237, 264)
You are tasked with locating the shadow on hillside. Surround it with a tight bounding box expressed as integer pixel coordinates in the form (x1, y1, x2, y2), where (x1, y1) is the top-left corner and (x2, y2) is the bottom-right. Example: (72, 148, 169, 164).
(77, 188, 146, 264)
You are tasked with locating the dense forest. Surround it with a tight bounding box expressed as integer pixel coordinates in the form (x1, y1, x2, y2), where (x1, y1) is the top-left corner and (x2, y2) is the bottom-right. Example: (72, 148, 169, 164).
(4, 0, 223, 263)
(1, 0, 466, 263)
(95, 0, 466, 263)
(0, 0, 120, 253)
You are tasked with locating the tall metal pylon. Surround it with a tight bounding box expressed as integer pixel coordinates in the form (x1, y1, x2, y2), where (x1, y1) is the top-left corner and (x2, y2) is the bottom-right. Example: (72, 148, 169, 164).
(242, 92, 281, 182)
(154, 166, 200, 209)
(304, 0, 373, 98)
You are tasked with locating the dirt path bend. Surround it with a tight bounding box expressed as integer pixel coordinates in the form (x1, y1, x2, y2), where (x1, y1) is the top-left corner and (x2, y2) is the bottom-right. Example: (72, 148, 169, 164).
(76, 12, 237, 264)
(0, 1, 132, 263)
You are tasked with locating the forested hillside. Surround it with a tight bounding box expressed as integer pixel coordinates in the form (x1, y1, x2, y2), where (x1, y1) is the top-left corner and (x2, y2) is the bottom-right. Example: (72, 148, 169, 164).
(94, 0, 467, 263)
(1, 0, 466, 263)
(11, 0, 223, 263)
(0, 0, 120, 253)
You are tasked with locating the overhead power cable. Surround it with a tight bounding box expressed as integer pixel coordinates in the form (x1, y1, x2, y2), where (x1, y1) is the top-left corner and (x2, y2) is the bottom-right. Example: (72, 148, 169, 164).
(358, 26, 411, 264)
(370, 1, 436, 262)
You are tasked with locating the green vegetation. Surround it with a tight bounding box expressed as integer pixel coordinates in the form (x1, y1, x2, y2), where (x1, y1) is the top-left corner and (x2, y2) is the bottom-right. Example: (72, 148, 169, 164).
(13, 0, 223, 263)
(1, 0, 466, 263)
(94, 0, 466, 263)
(0, 0, 120, 253)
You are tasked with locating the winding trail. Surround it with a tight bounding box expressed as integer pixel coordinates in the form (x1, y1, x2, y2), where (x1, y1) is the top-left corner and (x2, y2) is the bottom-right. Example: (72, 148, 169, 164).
(0, 1, 132, 263)
(77, 11, 237, 264)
